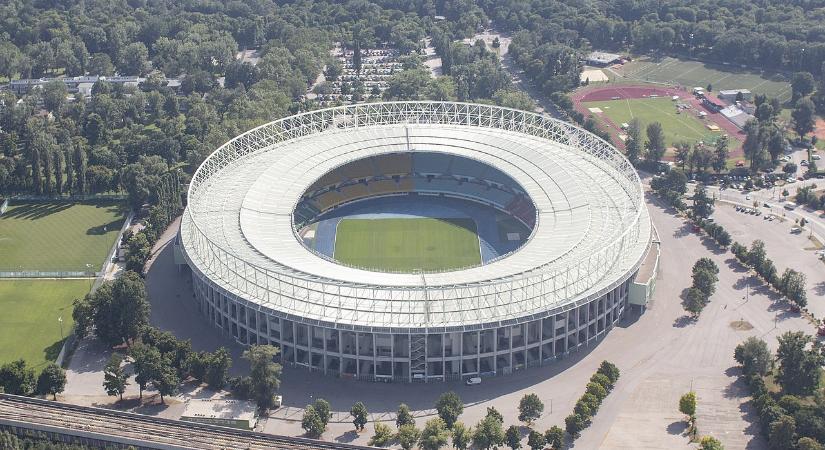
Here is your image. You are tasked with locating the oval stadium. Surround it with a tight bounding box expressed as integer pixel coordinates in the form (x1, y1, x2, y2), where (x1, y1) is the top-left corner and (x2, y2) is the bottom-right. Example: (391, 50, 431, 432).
(178, 101, 653, 382)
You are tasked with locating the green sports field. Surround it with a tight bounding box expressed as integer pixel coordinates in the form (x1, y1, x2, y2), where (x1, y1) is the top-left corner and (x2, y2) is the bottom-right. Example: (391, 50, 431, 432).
(334, 218, 481, 272)
(0, 279, 90, 367)
(586, 97, 733, 148)
(616, 56, 792, 102)
(0, 201, 126, 271)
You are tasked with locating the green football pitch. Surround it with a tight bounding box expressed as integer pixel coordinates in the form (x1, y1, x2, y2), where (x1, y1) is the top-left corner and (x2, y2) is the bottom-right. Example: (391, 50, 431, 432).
(0, 201, 126, 271)
(334, 218, 481, 272)
(0, 279, 90, 367)
(616, 56, 792, 102)
(585, 97, 733, 148)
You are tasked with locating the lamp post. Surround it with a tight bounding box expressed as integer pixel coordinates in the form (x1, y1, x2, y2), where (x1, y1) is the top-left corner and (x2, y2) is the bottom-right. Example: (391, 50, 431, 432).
(85, 263, 93, 291)
(58, 316, 64, 340)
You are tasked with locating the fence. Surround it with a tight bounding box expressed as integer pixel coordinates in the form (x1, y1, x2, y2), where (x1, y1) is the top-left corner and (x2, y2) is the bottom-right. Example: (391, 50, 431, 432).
(0, 271, 97, 278)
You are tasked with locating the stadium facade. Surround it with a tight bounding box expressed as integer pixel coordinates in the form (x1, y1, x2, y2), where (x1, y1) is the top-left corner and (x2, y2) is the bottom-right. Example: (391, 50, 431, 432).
(178, 102, 653, 382)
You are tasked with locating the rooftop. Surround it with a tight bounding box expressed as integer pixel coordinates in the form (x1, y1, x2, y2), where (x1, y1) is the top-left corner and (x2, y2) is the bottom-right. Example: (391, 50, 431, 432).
(180, 102, 650, 330)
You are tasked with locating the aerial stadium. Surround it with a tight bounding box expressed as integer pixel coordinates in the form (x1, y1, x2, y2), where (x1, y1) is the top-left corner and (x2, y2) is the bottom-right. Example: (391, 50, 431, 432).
(178, 102, 653, 382)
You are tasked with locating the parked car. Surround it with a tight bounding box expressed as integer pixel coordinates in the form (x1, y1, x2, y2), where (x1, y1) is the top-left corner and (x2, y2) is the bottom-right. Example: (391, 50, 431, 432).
(466, 377, 482, 386)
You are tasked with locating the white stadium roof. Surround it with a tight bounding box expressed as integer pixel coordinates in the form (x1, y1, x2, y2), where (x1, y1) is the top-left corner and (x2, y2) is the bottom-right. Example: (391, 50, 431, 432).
(180, 102, 651, 331)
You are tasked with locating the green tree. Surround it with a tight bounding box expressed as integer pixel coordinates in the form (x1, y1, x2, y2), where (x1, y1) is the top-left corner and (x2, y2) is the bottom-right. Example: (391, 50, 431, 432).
(42, 81, 68, 113)
(798, 437, 825, 450)
(699, 435, 724, 450)
(734, 337, 772, 376)
(776, 331, 822, 395)
(564, 413, 587, 439)
(204, 347, 232, 390)
(472, 414, 505, 450)
(544, 426, 565, 450)
(505, 425, 521, 449)
(684, 286, 707, 316)
(675, 142, 692, 169)
(625, 119, 643, 165)
(586, 381, 607, 401)
(242, 345, 282, 411)
(597, 361, 621, 384)
(302, 405, 326, 438)
(527, 430, 546, 450)
(103, 353, 129, 401)
(779, 268, 807, 307)
(692, 268, 718, 298)
(396, 403, 415, 428)
(351, 401, 369, 431)
(768, 415, 796, 450)
(0, 360, 36, 396)
(713, 136, 729, 173)
(792, 98, 816, 139)
(451, 421, 472, 450)
(368, 422, 394, 447)
(791, 72, 816, 100)
(313, 398, 332, 429)
(35, 363, 66, 400)
(420, 417, 451, 450)
(119, 42, 149, 75)
(645, 122, 666, 163)
(747, 240, 767, 271)
(153, 357, 179, 404)
(679, 391, 697, 418)
(130, 343, 161, 399)
(518, 393, 544, 425)
(692, 184, 715, 219)
(397, 423, 421, 450)
(435, 391, 463, 429)
(73, 271, 150, 347)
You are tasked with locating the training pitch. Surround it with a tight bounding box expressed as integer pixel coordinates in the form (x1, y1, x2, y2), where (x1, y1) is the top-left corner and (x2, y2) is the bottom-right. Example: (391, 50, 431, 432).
(616, 56, 792, 102)
(0, 279, 90, 367)
(333, 218, 481, 272)
(0, 202, 126, 272)
(586, 97, 729, 147)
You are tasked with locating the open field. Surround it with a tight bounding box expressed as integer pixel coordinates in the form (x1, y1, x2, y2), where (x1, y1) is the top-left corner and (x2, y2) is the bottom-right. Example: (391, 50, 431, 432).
(615, 56, 792, 102)
(0, 279, 90, 368)
(333, 218, 481, 272)
(585, 97, 730, 147)
(0, 202, 125, 272)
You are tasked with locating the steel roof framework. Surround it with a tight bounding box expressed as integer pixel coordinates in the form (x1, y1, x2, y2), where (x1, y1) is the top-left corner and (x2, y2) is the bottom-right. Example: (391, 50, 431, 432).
(181, 102, 650, 331)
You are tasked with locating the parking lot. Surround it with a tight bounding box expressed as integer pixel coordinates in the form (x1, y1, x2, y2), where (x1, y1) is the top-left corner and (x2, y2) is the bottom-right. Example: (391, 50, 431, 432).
(711, 201, 825, 319)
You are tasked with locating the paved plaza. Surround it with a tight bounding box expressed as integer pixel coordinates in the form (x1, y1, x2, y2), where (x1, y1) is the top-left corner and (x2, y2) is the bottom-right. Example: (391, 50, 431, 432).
(59, 182, 823, 448)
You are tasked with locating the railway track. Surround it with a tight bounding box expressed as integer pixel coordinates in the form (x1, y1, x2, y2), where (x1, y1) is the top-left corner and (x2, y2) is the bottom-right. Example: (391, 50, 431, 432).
(0, 394, 373, 450)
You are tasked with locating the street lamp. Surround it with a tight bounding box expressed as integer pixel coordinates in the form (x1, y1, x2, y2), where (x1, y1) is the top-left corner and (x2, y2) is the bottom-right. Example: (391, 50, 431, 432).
(58, 316, 64, 340)
(85, 263, 94, 291)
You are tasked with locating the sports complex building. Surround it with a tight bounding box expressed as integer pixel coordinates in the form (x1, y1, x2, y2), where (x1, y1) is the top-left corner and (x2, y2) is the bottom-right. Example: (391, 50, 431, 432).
(178, 102, 655, 382)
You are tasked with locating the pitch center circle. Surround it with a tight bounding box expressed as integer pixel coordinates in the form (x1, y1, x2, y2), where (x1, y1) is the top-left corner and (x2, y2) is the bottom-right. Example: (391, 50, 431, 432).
(293, 151, 537, 273)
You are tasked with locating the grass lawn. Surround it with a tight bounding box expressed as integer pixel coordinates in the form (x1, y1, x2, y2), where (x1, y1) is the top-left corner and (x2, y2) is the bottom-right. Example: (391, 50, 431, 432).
(334, 218, 481, 272)
(0, 279, 90, 368)
(585, 97, 732, 147)
(0, 201, 126, 272)
(616, 56, 792, 103)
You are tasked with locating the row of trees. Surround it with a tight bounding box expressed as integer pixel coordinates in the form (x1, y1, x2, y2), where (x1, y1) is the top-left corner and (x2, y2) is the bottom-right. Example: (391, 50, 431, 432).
(564, 361, 621, 441)
(730, 240, 808, 309)
(0, 359, 66, 400)
(683, 258, 720, 317)
(796, 185, 825, 211)
(735, 334, 825, 449)
(303, 385, 600, 450)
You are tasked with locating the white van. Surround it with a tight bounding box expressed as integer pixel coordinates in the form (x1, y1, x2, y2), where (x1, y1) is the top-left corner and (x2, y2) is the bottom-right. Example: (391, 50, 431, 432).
(784, 202, 797, 210)
(465, 377, 482, 386)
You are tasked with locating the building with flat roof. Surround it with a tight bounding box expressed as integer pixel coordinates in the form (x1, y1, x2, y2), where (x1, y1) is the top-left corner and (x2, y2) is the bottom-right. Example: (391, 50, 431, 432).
(586, 51, 622, 67)
(179, 399, 257, 430)
(717, 89, 753, 102)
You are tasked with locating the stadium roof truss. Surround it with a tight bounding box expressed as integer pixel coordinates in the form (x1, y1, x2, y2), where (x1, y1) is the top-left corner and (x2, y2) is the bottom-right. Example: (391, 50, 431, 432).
(181, 102, 651, 332)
